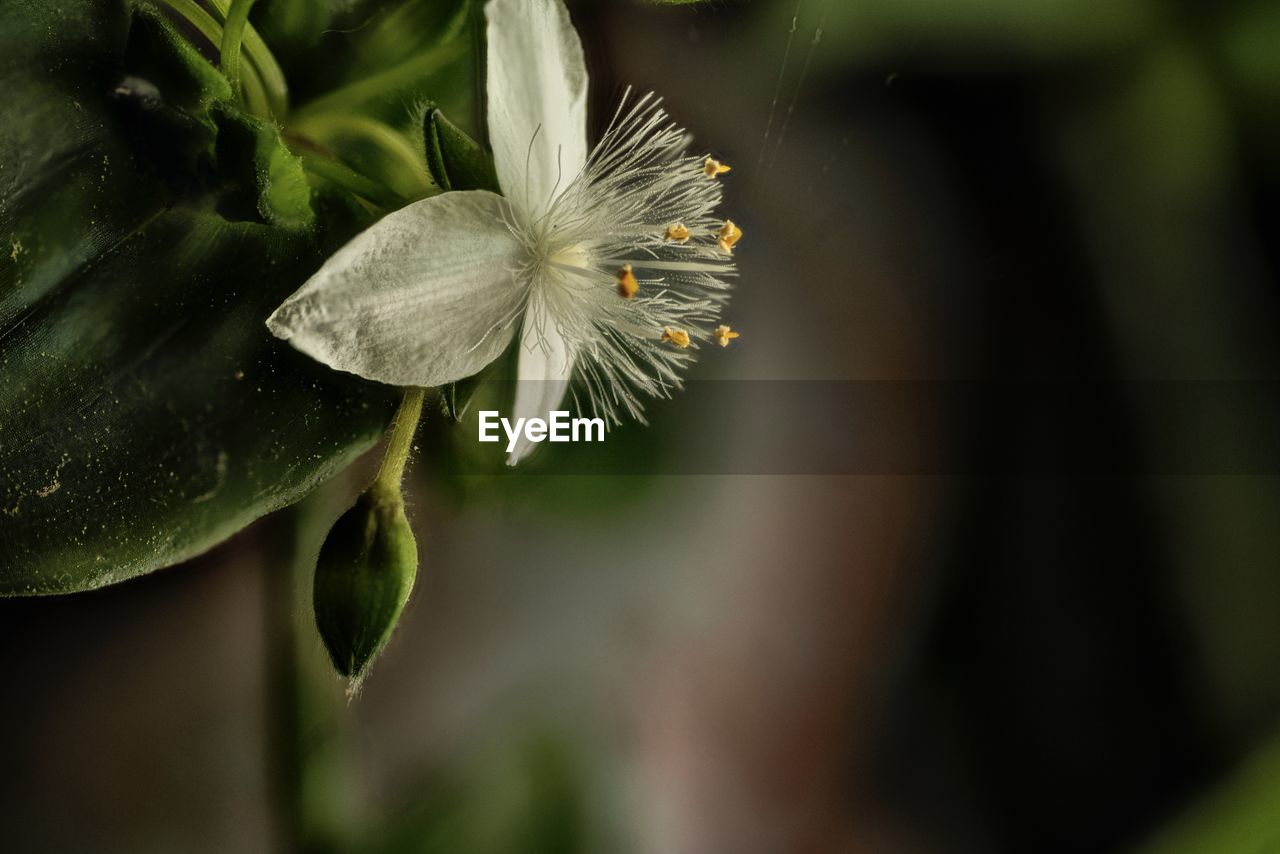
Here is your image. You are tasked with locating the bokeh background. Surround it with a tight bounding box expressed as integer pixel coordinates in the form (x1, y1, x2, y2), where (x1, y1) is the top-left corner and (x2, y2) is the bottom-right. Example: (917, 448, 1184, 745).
(5, 0, 1280, 851)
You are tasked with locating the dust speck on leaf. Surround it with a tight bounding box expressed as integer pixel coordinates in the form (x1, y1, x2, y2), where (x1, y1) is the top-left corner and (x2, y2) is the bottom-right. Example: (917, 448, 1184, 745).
(192, 451, 229, 504)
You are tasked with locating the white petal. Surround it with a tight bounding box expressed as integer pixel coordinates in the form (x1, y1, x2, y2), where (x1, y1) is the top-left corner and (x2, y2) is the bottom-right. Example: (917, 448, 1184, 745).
(267, 191, 525, 388)
(485, 0, 589, 220)
(507, 300, 574, 466)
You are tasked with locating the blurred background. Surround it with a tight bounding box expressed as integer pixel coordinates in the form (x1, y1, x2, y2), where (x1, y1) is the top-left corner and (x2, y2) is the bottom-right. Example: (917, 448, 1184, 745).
(4, 0, 1280, 851)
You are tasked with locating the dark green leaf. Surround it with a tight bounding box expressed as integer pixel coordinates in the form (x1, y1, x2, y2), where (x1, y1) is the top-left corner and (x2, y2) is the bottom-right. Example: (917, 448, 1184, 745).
(0, 209, 396, 594)
(0, 0, 396, 594)
(272, 0, 475, 127)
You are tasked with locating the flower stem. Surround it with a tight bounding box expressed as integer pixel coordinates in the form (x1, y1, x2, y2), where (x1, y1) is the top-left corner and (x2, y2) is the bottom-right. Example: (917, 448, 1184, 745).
(220, 0, 259, 97)
(374, 388, 426, 497)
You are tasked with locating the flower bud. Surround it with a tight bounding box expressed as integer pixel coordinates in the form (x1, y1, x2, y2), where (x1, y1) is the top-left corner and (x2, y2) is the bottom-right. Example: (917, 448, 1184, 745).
(313, 483, 418, 682)
(421, 105, 499, 193)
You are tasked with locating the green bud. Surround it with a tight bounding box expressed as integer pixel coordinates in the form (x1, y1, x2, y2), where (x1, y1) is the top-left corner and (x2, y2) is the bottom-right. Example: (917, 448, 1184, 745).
(313, 483, 418, 683)
(421, 105, 500, 193)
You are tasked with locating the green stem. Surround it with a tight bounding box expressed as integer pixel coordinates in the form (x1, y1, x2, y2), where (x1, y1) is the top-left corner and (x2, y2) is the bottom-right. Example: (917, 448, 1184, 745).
(157, 0, 223, 45)
(264, 509, 305, 852)
(157, 0, 274, 117)
(374, 388, 426, 496)
(292, 113, 436, 197)
(207, 0, 289, 117)
(220, 0, 259, 96)
(239, 62, 271, 118)
(301, 156, 407, 210)
(236, 22, 288, 117)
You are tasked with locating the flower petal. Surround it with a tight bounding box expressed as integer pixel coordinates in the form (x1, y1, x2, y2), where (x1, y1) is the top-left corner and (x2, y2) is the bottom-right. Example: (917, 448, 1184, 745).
(485, 0, 589, 220)
(507, 300, 574, 466)
(267, 191, 525, 388)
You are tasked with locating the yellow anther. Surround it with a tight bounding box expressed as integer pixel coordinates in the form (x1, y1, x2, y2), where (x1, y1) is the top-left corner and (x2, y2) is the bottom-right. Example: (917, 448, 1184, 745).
(713, 325, 740, 347)
(616, 264, 639, 299)
(704, 157, 732, 179)
(718, 220, 742, 254)
(661, 327, 691, 348)
(665, 223, 691, 244)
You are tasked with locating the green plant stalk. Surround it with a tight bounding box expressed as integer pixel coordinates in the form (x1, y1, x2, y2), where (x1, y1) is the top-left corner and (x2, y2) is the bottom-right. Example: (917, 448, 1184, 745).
(157, 0, 222, 44)
(270, 488, 368, 852)
(220, 0, 258, 96)
(169, 0, 439, 202)
(300, 156, 407, 210)
(233, 22, 289, 117)
(291, 113, 435, 197)
(239, 61, 271, 118)
(206, 0, 289, 116)
(156, 0, 273, 117)
(264, 507, 305, 852)
(374, 388, 427, 496)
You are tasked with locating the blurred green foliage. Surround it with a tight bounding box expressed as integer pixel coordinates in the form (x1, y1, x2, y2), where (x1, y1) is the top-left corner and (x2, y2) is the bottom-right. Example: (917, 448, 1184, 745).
(1139, 729, 1280, 854)
(772, 0, 1280, 850)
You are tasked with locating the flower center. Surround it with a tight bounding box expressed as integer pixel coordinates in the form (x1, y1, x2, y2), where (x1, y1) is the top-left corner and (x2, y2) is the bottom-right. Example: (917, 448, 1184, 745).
(548, 244, 591, 270)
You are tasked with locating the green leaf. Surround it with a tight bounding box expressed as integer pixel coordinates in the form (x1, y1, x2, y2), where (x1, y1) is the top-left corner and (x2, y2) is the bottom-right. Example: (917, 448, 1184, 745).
(342, 0, 470, 77)
(0, 210, 397, 595)
(261, 0, 466, 83)
(0, 0, 396, 594)
(277, 0, 475, 127)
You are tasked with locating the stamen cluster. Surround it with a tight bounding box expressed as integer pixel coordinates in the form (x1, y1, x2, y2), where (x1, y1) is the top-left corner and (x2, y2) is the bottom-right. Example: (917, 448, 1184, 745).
(505, 93, 743, 424)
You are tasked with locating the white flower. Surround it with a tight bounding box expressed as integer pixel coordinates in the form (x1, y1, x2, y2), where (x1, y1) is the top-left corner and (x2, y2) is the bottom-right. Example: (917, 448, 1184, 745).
(267, 0, 739, 464)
